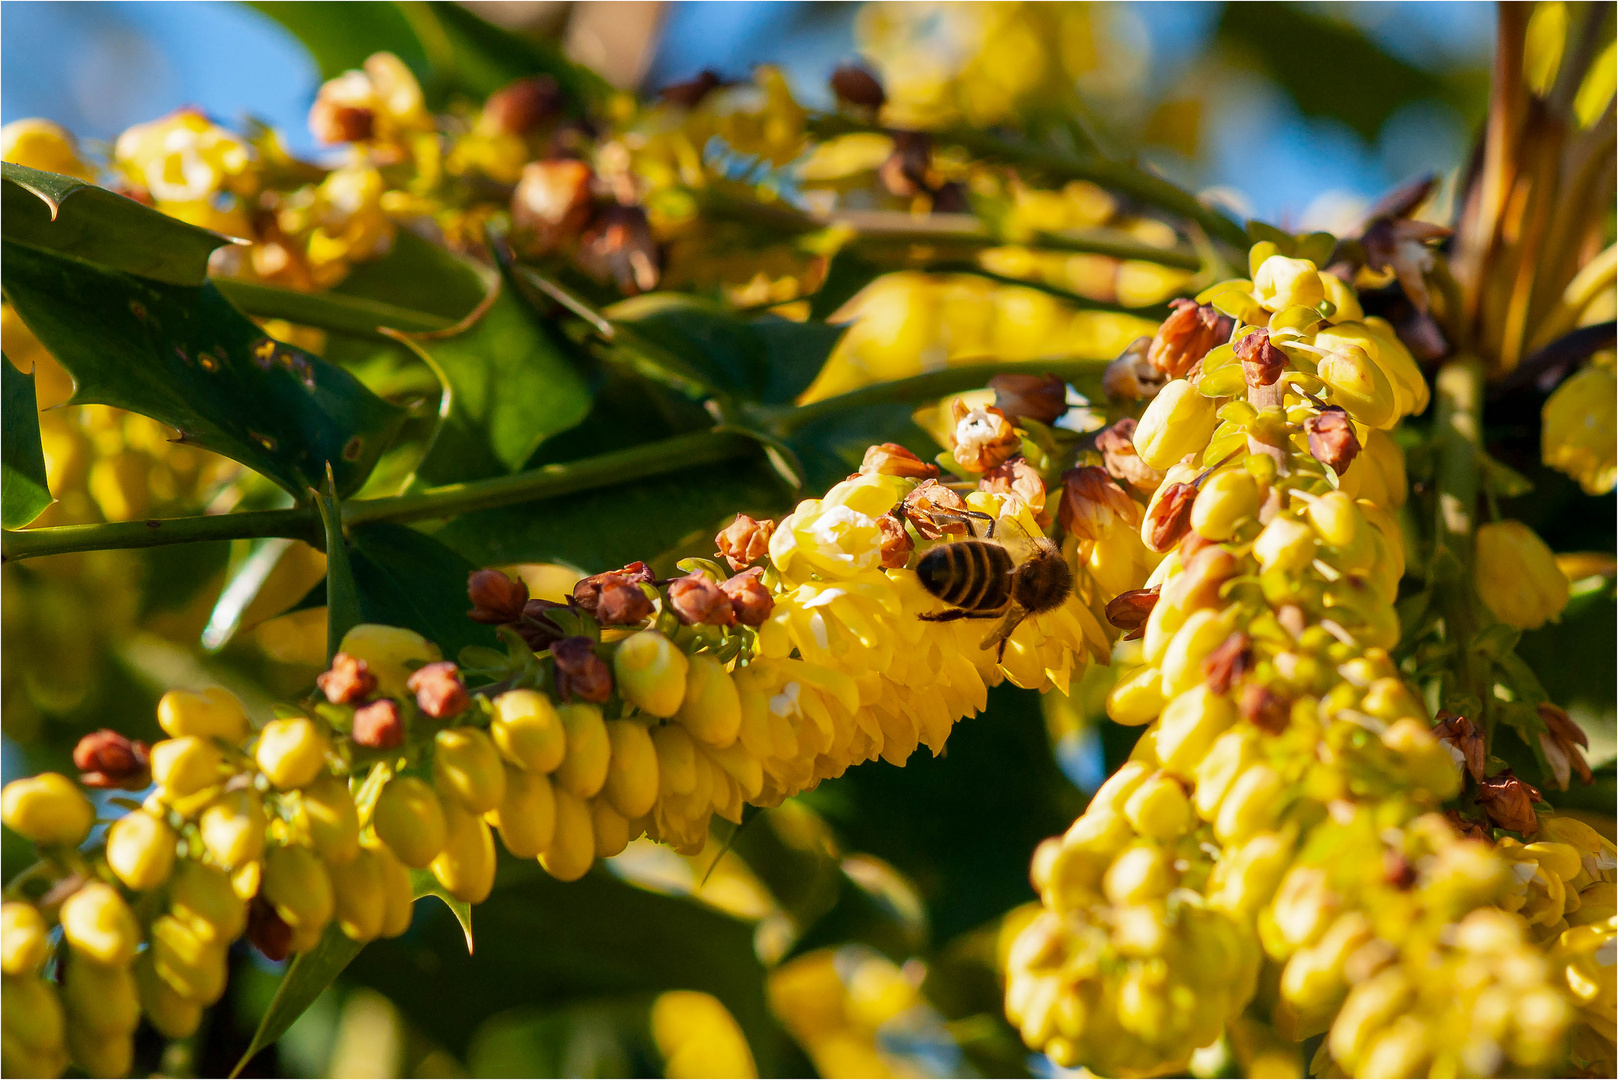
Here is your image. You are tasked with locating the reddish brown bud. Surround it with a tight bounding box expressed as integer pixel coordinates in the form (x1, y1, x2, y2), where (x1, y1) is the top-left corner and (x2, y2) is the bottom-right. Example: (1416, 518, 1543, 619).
(716, 515, 777, 572)
(659, 70, 725, 108)
(309, 104, 374, 145)
(247, 896, 293, 961)
(1432, 711, 1486, 783)
(1201, 632, 1253, 695)
(1536, 702, 1592, 789)
(830, 64, 886, 109)
(407, 662, 469, 720)
(1475, 769, 1543, 834)
(1233, 328, 1286, 388)
(1103, 337, 1166, 401)
(1444, 810, 1493, 843)
(317, 653, 377, 705)
(859, 443, 938, 480)
(1148, 299, 1232, 378)
(1383, 849, 1417, 889)
(1240, 683, 1291, 734)
(511, 159, 595, 253)
(352, 699, 404, 750)
(572, 564, 654, 617)
(1104, 587, 1159, 638)
(980, 457, 1048, 518)
(1094, 417, 1162, 493)
(516, 599, 565, 652)
(1144, 482, 1197, 552)
(1059, 466, 1135, 541)
(468, 569, 530, 625)
(899, 479, 971, 539)
(950, 400, 1020, 473)
(876, 514, 914, 569)
(551, 637, 613, 703)
(1304, 407, 1360, 475)
(880, 130, 935, 199)
(595, 579, 655, 626)
(578, 203, 659, 294)
(989, 374, 1067, 426)
(480, 75, 562, 136)
(668, 573, 736, 627)
(73, 730, 151, 790)
(720, 569, 774, 626)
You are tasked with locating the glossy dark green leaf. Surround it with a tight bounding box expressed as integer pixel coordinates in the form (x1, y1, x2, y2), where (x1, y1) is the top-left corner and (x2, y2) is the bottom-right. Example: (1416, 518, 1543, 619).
(333, 229, 488, 323)
(2, 242, 406, 498)
(409, 866, 474, 952)
(1, 163, 229, 286)
(345, 522, 495, 658)
(432, 458, 787, 573)
(1, 357, 51, 529)
(606, 293, 846, 406)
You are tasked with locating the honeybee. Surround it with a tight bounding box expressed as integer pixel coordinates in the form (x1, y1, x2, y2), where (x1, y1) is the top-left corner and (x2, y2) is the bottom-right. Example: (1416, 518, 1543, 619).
(908, 510, 1073, 659)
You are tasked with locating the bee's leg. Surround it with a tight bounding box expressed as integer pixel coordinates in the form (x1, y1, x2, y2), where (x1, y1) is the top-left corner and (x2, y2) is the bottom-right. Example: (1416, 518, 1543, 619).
(918, 609, 1003, 623)
(914, 508, 998, 537)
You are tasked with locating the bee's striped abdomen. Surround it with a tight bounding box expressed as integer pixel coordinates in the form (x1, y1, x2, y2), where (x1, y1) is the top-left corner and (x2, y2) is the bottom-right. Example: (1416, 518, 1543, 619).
(916, 541, 1014, 611)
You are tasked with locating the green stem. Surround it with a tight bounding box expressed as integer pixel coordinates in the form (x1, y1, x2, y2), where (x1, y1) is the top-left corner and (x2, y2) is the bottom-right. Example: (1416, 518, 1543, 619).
(806, 114, 1251, 250)
(1432, 356, 1491, 733)
(1, 429, 756, 562)
(773, 358, 1110, 434)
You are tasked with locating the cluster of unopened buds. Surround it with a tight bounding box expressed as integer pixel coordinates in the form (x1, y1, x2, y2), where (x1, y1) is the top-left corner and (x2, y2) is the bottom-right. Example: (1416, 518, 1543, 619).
(1005, 244, 1616, 1078)
(0, 404, 1113, 1076)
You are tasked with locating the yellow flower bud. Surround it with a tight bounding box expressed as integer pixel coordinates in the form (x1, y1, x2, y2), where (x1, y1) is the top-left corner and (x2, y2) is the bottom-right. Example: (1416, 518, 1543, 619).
(1207, 831, 1292, 918)
(148, 914, 227, 1004)
(1253, 515, 1317, 575)
(373, 776, 447, 869)
(1475, 520, 1569, 630)
(433, 727, 506, 813)
(135, 953, 202, 1039)
(1304, 490, 1359, 549)
(262, 845, 334, 941)
(373, 843, 415, 938)
(491, 689, 566, 773)
(327, 847, 386, 942)
(1381, 717, 1462, 801)
(1213, 764, 1285, 844)
(1134, 379, 1219, 471)
(1329, 967, 1411, 1070)
(105, 809, 178, 891)
(1159, 609, 1231, 698)
(156, 686, 250, 743)
(168, 860, 246, 943)
(1, 903, 49, 976)
(1155, 686, 1237, 775)
(592, 798, 631, 859)
(255, 718, 328, 790)
(651, 990, 758, 1079)
(603, 720, 659, 820)
(2, 118, 94, 179)
(490, 764, 556, 859)
(1319, 269, 1363, 322)
(1190, 468, 1259, 542)
(61, 953, 140, 1038)
(431, 799, 496, 904)
(553, 703, 611, 799)
(59, 882, 139, 968)
(1314, 341, 1397, 429)
(1, 773, 94, 846)
(1542, 362, 1616, 495)
(539, 787, 595, 882)
(151, 736, 226, 798)
(2, 972, 67, 1076)
(67, 1023, 134, 1078)
(1106, 666, 1165, 726)
(338, 623, 441, 698)
(298, 771, 360, 864)
(1253, 255, 1324, 313)
(198, 788, 266, 869)
(615, 631, 690, 717)
(1105, 845, 1174, 908)
(652, 724, 699, 794)
(674, 655, 742, 747)
(1123, 773, 1193, 841)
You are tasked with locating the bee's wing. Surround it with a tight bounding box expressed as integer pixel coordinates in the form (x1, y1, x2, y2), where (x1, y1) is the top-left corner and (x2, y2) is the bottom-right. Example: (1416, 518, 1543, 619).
(987, 513, 1037, 563)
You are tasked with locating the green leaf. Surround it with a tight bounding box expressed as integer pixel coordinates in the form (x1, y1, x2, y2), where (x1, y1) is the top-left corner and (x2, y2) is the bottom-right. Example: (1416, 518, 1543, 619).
(409, 866, 474, 952)
(394, 285, 593, 486)
(200, 536, 299, 651)
(606, 293, 846, 406)
(432, 459, 788, 573)
(333, 229, 488, 323)
(315, 487, 362, 663)
(1, 163, 229, 286)
(346, 522, 495, 658)
(2, 356, 51, 529)
(213, 278, 454, 338)
(809, 248, 884, 322)
(2, 241, 406, 499)
(229, 924, 367, 1078)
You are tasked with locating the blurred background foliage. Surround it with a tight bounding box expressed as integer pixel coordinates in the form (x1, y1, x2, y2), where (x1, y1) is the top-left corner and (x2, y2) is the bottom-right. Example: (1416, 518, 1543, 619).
(1, 3, 1610, 1078)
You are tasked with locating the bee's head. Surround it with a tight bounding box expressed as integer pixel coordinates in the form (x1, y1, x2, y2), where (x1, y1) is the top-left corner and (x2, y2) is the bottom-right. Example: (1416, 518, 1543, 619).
(1012, 541, 1072, 613)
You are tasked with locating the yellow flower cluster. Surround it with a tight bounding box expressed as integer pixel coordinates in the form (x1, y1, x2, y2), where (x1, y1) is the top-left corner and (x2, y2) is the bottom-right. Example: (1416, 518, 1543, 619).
(1005, 247, 1609, 1078)
(769, 946, 940, 1078)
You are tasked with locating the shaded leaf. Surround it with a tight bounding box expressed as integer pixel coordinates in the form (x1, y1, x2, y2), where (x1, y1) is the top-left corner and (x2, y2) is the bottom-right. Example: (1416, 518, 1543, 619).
(1, 356, 51, 528)
(333, 229, 488, 323)
(1, 240, 406, 498)
(1, 163, 229, 286)
(213, 278, 454, 338)
(346, 522, 496, 658)
(409, 866, 474, 953)
(229, 924, 367, 1079)
(433, 458, 788, 573)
